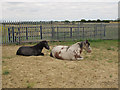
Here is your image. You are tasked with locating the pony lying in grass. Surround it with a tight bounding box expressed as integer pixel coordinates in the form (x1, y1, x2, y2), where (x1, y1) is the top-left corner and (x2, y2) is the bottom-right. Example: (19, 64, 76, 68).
(16, 41, 49, 56)
(50, 40, 91, 60)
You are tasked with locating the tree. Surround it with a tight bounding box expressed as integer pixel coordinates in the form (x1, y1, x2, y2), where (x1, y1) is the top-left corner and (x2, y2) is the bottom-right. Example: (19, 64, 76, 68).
(97, 19, 101, 22)
(88, 20, 91, 22)
(102, 20, 110, 23)
(81, 19, 86, 22)
(64, 20, 70, 23)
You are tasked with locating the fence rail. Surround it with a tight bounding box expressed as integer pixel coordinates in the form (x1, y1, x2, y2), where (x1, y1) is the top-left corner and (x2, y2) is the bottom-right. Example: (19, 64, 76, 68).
(1, 21, 118, 44)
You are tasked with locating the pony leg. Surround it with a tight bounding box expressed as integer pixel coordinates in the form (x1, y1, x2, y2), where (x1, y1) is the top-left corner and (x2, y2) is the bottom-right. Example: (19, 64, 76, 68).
(40, 53, 44, 56)
(50, 52, 53, 57)
(34, 53, 44, 56)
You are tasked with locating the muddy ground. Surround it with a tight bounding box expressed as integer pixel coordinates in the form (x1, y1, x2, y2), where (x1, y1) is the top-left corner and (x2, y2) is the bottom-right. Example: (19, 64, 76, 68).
(2, 41, 118, 88)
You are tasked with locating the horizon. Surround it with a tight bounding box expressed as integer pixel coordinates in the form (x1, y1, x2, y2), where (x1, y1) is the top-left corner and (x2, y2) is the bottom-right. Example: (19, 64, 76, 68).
(0, 19, 118, 23)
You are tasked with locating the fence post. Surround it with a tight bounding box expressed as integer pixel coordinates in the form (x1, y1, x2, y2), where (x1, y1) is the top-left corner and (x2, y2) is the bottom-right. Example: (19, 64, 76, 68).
(40, 26, 42, 39)
(96, 25, 97, 36)
(12, 27, 14, 42)
(57, 27, 59, 40)
(70, 27, 72, 38)
(26, 27, 28, 40)
(82, 27, 84, 39)
(18, 27, 20, 44)
(104, 25, 106, 37)
(94, 26, 96, 38)
(52, 27, 55, 39)
(8, 28, 11, 42)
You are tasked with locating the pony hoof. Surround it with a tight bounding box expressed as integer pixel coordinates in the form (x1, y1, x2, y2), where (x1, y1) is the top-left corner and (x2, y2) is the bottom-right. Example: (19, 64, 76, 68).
(77, 57, 83, 60)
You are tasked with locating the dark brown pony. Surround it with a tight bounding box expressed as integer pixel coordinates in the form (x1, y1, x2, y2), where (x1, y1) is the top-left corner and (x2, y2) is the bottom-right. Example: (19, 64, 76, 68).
(16, 41, 49, 56)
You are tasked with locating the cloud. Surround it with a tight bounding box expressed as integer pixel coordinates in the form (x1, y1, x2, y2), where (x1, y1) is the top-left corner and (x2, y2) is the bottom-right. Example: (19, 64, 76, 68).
(1, 2, 118, 21)
(0, 0, 120, 2)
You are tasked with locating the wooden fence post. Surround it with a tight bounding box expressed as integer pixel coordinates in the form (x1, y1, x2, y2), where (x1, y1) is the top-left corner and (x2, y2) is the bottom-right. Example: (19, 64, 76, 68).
(94, 25, 97, 38)
(70, 27, 72, 38)
(57, 27, 59, 40)
(26, 27, 28, 40)
(94, 27, 95, 38)
(96, 25, 97, 36)
(18, 27, 20, 44)
(52, 27, 55, 39)
(40, 26, 42, 39)
(8, 28, 11, 42)
(82, 27, 84, 38)
(12, 27, 14, 42)
(104, 25, 106, 37)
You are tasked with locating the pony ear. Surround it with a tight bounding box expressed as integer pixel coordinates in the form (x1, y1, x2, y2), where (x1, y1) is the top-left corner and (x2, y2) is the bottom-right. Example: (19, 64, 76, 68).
(86, 40, 88, 43)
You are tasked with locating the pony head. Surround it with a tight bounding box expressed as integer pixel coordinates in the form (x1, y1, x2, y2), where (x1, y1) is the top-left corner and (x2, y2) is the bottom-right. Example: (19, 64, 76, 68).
(80, 40, 91, 53)
(41, 40, 50, 50)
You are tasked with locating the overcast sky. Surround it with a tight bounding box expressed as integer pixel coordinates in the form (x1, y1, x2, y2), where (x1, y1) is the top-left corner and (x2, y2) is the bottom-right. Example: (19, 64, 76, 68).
(1, 0, 119, 21)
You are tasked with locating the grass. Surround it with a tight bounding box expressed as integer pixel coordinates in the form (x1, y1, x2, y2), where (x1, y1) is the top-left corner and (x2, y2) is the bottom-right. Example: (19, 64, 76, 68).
(2, 61, 5, 63)
(91, 56, 97, 61)
(2, 56, 14, 59)
(107, 47, 115, 51)
(8, 39, 117, 50)
(109, 75, 112, 78)
(26, 83, 34, 88)
(107, 60, 113, 63)
(3, 70, 9, 75)
(89, 40, 118, 49)
(49, 39, 118, 47)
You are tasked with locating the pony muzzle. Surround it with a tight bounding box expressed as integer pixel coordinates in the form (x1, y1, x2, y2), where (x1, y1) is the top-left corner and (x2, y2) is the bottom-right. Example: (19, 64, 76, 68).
(87, 50, 91, 53)
(46, 46, 50, 50)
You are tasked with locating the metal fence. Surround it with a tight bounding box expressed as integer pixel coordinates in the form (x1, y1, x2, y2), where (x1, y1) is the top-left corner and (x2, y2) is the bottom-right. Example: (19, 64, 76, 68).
(1, 21, 118, 44)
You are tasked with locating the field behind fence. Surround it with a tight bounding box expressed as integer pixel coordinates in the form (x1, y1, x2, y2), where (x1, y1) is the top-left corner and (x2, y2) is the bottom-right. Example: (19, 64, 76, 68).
(0, 21, 118, 44)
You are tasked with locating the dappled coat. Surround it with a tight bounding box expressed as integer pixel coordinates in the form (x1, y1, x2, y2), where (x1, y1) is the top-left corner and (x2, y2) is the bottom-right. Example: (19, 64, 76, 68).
(50, 40, 91, 60)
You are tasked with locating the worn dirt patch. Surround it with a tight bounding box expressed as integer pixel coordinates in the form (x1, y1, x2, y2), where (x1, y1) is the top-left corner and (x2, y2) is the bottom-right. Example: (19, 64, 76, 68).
(2, 45, 118, 88)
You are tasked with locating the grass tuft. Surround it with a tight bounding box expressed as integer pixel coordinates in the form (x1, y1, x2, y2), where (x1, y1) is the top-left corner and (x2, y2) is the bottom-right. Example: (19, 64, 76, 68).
(27, 83, 34, 88)
(107, 47, 115, 51)
(2, 61, 5, 63)
(109, 74, 112, 78)
(3, 70, 9, 75)
(107, 60, 113, 63)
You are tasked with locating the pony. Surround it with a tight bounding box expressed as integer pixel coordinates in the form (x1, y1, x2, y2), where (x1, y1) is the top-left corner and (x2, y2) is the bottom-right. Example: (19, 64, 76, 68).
(16, 40, 49, 56)
(50, 40, 91, 60)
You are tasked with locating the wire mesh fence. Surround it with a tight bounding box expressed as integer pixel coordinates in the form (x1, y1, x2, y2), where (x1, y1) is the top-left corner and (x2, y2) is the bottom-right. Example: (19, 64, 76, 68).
(0, 21, 118, 44)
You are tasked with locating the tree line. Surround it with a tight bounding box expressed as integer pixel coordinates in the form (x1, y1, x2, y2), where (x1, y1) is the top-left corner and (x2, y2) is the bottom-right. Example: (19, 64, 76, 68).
(63, 19, 119, 23)
(1, 19, 119, 24)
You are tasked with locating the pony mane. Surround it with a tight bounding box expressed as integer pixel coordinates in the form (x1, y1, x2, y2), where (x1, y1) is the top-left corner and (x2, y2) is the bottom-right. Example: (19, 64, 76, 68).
(34, 41, 44, 49)
(76, 42, 84, 49)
